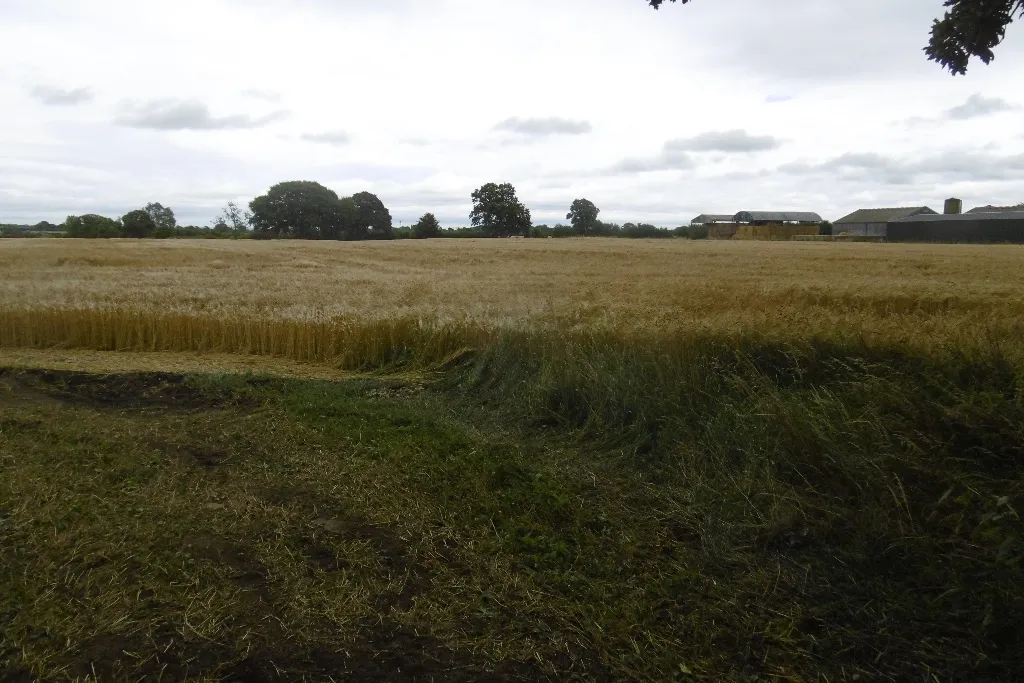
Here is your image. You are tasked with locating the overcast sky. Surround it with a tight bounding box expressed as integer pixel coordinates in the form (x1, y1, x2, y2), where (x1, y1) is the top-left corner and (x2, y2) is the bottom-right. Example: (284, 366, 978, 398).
(2, 0, 1023, 227)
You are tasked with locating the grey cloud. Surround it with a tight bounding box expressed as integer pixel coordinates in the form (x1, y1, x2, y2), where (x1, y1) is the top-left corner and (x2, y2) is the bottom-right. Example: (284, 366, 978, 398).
(604, 131, 778, 177)
(609, 151, 695, 174)
(778, 150, 1024, 183)
(945, 94, 1019, 120)
(922, 151, 1024, 179)
(116, 99, 289, 130)
(821, 153, 896, 171)
(903, 94, 1020, 127)
(29, 85, 93, 106)
(300, 130, 353, 146)
(779, 152, 906, 176)
(241, 88, 282, 102)
(712, 168, 772, 182)
(604, 137, 709, 175)
(665, 129, 782, 153)
(494, 117, 592, 136)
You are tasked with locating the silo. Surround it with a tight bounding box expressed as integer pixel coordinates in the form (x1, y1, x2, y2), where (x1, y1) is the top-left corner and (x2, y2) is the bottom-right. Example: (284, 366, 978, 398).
(944, 198, 963, 215)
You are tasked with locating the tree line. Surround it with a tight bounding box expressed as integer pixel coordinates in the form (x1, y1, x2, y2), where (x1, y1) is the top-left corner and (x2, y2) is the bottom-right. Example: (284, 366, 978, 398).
(40, 180, 712, 241)
(57, 203, 245, 239)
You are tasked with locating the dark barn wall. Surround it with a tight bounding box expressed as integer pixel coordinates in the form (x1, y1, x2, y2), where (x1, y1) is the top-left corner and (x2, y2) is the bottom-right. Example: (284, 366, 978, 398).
(887, 218, 1024, 243)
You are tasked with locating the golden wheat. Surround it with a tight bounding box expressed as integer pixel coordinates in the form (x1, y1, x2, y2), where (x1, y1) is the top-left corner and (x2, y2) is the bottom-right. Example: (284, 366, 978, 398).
(2, 238, 1023, 364)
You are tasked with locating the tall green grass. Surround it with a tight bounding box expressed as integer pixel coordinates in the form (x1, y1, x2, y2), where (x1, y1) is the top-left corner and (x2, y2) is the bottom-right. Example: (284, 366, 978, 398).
(454, 332, 1024, 677)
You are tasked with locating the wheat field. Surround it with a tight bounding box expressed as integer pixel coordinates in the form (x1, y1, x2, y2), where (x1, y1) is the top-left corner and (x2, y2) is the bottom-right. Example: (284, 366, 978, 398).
(2, 237, 1024, 364)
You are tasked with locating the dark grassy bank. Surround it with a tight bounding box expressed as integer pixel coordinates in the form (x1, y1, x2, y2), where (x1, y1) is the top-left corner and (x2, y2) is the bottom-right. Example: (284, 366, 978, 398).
(1, 336, 1022, 681)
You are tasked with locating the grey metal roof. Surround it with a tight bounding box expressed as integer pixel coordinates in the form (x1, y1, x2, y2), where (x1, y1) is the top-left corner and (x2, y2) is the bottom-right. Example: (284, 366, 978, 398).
(835, 207, 936, 224)
(690, 214, 735, 224)
(733, 211, 823, 223)
(891, 211, 1024, 223)
(967, 205, 1024, 213)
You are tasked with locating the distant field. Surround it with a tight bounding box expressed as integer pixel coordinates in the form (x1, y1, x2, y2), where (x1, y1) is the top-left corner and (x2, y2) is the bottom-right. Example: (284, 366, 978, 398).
(2, 238, 1024, 362)
(2, 238, 1023, 681)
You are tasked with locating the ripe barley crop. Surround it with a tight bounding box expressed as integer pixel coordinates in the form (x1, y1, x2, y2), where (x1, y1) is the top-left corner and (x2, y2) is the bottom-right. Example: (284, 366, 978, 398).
(2, 238, 1024, 364)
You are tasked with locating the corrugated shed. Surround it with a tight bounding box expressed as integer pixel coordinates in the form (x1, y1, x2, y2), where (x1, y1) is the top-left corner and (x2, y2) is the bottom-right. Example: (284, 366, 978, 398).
(835, 207, 936, 224)
(690, 214, 735, 224)
(836, 222, 888, 238)
(967, 205, 1024, 213)
(888, 211, 1024, 243)
(892, 211, 1024, 223)
(733, 211, 823, 223)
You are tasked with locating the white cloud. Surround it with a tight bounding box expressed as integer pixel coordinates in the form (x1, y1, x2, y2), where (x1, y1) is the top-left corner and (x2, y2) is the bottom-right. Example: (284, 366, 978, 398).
(300, 130, 353, 146)
(241, 88, 282, 102)
(29, 85, 93, 106)
(493, 117, 593, 136)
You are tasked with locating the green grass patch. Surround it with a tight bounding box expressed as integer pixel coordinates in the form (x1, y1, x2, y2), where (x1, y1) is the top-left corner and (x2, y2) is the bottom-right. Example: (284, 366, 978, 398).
(1, 335, 1022, 681)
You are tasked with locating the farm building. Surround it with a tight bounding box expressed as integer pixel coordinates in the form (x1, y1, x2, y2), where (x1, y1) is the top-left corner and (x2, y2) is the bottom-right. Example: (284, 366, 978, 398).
(691, 214, 740, 239)
(706, 223, 741, 239)
(690, 214, 735, 224)
(967, 204, 1024, 213)
(730, 211, 822, 240)
(833, 207, 936, 238)
(887, 211, 1024, 243)
(733, 224, 821, 240)
(733, 211, 823, 225)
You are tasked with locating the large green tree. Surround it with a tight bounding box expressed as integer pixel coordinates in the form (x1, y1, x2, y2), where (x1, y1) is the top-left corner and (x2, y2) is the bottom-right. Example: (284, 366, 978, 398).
(566, 198, 601, 235)
(249, 181, 357, 239)
(413, 212, 442, 239)
(121, 209, 156, 238)
(351, 192, 394, 240)
(646, 0, 1022, 75)
(63, 214, 123, 238)
(145, 202, 177, 230)
(469, 183, 532, 237)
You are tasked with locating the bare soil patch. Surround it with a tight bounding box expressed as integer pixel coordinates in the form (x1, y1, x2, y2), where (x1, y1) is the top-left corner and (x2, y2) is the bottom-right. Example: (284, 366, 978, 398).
(0, 367, 252, 411)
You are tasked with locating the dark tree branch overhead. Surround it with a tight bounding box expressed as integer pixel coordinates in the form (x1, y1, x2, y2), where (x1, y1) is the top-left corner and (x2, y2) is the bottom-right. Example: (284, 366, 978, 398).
(646, 0, 1023, 75)
(925, 0, 1023, 73)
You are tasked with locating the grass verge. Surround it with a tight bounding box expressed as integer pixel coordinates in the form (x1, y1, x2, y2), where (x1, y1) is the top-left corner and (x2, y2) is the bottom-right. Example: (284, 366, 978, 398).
(1, 333, 1022, 681)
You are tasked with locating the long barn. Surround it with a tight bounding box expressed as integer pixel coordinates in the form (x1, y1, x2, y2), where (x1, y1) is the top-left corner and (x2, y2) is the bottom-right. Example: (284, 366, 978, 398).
(834, 207, 936, 237)
(733, 211, 822, 225)
(887, 211, 1024, 243)
(690, 214, 740, 239)
(690, 214, 735, 224)
(730, 211, 823, 240)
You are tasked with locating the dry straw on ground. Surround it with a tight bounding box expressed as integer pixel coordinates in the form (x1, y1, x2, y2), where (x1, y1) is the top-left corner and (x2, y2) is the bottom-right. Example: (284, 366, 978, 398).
(2, 238, 1023, 364)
